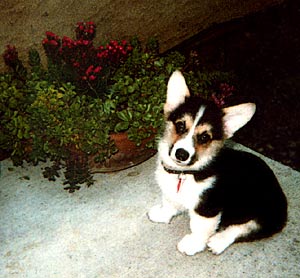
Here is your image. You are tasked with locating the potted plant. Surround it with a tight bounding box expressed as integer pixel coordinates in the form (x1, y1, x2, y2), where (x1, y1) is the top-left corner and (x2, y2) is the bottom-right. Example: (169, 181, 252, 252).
(0, 22, 234, 192)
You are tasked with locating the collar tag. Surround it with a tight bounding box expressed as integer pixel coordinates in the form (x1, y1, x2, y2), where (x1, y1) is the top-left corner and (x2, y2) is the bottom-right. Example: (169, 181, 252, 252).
(177, 173, 186, 193)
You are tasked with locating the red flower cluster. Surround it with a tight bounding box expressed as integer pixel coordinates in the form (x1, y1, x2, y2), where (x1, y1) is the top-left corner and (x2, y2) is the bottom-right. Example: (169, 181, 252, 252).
(83, 65, 102, 81)
(42, 31, 60, 47)
(42, 22, 133, 91)
(211, 83, 235, 107)
(2, 45, 20, 69)
(97, 40, 133, 66)
(219, 83, 235, 95)
(75, 21, 96, 41)
(42, 32, 61, 62)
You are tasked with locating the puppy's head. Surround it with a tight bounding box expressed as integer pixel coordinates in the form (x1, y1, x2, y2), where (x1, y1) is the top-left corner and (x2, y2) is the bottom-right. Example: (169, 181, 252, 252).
(160, 71, 256, 170)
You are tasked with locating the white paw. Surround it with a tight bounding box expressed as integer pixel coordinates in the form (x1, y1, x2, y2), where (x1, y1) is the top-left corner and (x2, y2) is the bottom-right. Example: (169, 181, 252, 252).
(207, 232, 234, 255)
(177, 234, 206, 256)
(147, 205, 176, 223)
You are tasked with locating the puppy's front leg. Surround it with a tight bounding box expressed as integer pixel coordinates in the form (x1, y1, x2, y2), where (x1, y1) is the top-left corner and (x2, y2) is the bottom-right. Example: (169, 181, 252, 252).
(148, 196, 180, 224)
(177, 211, 221, 256)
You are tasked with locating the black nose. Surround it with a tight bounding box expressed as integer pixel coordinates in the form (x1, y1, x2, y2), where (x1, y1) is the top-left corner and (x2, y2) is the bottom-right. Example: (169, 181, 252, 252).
(175, 148, 190, 161)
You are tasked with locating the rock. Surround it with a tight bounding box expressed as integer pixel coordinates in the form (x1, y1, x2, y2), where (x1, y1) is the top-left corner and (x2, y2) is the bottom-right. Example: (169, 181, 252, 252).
(0, 0, 284, 71)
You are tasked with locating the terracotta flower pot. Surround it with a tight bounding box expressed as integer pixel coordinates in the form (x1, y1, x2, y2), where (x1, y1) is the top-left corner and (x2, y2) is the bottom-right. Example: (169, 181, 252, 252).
(88, 132, 157, 172)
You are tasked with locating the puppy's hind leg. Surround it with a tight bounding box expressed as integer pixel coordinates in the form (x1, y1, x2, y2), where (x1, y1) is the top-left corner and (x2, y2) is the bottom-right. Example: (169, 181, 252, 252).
(148, 197, 181, 224)
(207, 220, 260, 255)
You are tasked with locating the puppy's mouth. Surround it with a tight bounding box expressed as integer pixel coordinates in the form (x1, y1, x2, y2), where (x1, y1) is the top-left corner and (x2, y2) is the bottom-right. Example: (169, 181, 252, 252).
(161, 159, 199, 174)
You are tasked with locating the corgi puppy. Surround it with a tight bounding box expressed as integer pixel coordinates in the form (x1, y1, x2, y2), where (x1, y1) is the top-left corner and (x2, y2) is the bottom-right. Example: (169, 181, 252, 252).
(148, 71, 287, 255)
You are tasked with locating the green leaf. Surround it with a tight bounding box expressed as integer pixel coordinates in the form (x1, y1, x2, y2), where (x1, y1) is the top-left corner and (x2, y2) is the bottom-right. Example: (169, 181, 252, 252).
(117, 111, 127, 121)
(103, 100, 116, 114)
(117, 110, 132, 122)
(154, 60, 162, 67)
(127, 110, 133, 121)
(114, 121, 129, 132)
(17, 129, 23, 139)
(127, 85, 135, 93)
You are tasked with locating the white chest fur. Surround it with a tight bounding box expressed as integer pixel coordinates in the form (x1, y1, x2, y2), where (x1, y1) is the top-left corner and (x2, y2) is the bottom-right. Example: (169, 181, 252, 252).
(155, 162, 215, 211)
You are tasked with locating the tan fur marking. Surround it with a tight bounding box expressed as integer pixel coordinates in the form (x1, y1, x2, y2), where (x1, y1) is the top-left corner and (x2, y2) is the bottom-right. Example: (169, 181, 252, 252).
(175, 115, 193, 130)
(170, 115, 194, 144)
(194, 124, 213, 138)
(195, 140, 224, 157)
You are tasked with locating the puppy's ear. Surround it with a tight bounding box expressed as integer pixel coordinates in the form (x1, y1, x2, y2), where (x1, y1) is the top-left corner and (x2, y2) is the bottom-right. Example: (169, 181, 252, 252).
(222, 103, 256, 138)
(164, 71, 190, 114)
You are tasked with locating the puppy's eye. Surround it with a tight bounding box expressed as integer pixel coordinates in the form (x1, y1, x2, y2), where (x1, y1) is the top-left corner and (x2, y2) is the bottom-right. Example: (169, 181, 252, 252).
(175, 121, 186, 134)
(197, 132, 211, 144)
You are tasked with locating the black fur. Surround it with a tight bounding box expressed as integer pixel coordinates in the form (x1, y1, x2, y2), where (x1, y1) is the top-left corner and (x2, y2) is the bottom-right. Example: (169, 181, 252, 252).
(195, 148, 288, 240)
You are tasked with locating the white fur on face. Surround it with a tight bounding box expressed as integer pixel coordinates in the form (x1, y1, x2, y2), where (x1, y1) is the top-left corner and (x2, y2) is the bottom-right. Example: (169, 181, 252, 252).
(170, 106, 206, 166)
(159, 105, 219, 171)
(158, 137, 221, 172)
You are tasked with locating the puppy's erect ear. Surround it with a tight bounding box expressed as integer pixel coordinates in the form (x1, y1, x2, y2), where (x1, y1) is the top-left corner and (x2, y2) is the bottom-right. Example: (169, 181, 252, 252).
(164, 71, 190, 114)
(222, 103, 256, 138)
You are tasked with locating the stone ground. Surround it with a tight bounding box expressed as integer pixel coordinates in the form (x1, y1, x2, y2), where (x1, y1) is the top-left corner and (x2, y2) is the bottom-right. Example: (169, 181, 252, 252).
(0, 143, 300, 278)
